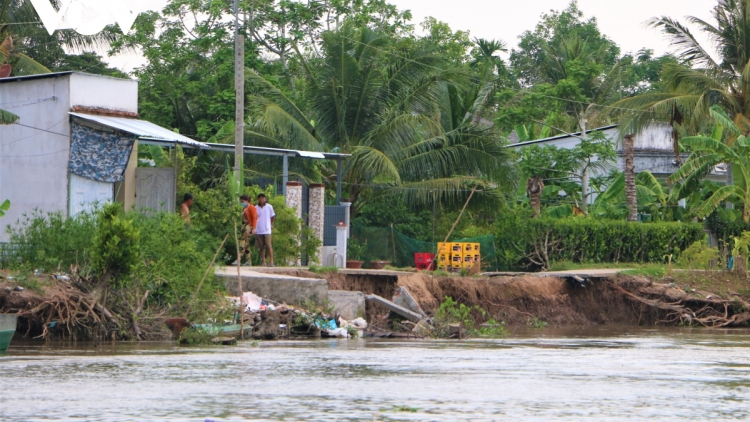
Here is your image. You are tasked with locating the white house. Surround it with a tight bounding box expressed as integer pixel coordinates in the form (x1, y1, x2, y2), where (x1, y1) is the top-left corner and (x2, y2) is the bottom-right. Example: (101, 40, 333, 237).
(0, 72, 205, 242)
(510, 123, 695, 176)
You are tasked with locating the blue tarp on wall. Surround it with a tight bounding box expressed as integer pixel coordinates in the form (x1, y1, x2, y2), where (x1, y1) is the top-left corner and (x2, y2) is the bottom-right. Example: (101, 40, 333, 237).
(68, 122, 135, 183)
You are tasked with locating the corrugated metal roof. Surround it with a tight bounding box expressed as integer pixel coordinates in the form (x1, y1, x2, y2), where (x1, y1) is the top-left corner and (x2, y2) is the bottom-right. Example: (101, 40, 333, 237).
(203, 142, 349, 159)
(70, 112, 207, 148)
(510, 125, 618, 148)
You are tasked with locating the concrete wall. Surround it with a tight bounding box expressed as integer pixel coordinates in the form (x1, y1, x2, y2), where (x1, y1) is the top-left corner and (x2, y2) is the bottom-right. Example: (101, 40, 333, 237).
(0, 73, 138, 242)
(309, 184, 325, 264)
(69, 73, 138, 113)
(116, 139, 139, 211)
(0, 75, 72, 242)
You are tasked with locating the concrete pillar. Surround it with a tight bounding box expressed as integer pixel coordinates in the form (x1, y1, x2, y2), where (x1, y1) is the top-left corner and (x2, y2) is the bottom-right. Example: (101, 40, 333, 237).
(335, 225, 348, 268)
(285, 181, 303, 220)
(286, 181, 303, 266)
(309, 183, 325, 264)
(340, 202, 352, 237)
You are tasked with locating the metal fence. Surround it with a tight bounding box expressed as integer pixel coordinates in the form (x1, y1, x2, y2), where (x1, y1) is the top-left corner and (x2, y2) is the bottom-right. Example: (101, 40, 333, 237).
(324, 205, 347, 246)
(0, 242, 21, 268)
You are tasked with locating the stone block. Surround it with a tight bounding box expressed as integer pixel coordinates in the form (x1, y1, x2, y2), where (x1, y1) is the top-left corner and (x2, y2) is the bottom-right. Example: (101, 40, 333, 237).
(215, 267, 328, 307)
(328, 290, 365, 320)
(392, 286, 426, 317)
(365, 294, 423, 322)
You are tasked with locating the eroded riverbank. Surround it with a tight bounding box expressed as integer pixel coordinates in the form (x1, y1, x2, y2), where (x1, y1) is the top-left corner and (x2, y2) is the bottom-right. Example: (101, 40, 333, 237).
(2, 327, 750, 421)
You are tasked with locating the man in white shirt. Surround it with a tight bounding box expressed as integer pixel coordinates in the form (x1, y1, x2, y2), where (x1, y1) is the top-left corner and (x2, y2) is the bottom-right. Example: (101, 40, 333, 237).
(255, 193, 276, 267)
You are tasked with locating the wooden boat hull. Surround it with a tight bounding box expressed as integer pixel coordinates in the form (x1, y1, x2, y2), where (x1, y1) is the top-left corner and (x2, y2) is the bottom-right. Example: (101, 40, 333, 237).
(0, 314, 17, 352)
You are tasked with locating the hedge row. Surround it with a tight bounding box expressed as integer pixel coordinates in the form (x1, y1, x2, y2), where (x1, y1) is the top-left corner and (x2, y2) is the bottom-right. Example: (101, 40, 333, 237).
(494, 215, 706, 270)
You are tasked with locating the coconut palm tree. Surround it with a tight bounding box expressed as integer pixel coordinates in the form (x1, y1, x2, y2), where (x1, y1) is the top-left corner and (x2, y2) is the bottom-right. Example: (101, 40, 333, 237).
(243, 25, 517, 210)
(614, 0, 750, 144)
(0, 0, 118, 74)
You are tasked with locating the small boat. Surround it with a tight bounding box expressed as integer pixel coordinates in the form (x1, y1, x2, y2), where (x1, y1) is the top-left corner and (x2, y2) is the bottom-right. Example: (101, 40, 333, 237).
(0, 314, 17, 352)
(192, 323, 253, 339)
(165, 317, 252, 340)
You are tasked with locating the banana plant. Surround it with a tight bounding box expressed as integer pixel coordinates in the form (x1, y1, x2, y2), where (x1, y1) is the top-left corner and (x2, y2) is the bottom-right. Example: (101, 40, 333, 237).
(0, 199, 10, 217)
(668, 107, 750, 225)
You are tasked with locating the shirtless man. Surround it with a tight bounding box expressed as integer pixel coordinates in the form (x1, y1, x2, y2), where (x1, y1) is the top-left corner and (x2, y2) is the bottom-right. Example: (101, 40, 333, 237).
(180, 193, 194, 224)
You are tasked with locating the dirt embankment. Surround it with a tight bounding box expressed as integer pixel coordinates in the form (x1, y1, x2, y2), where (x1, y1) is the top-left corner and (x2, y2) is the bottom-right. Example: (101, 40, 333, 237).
(321, 271, 750, 327)
(326, 271, 643, 325)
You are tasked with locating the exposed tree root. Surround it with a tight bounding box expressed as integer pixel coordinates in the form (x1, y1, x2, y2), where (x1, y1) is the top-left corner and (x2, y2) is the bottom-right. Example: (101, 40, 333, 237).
(608, 281, 750, 327)
(1, 275, 169, 342)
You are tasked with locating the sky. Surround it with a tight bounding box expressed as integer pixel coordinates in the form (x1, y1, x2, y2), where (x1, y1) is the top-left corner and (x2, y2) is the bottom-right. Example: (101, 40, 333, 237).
(107, 0, 718, 71)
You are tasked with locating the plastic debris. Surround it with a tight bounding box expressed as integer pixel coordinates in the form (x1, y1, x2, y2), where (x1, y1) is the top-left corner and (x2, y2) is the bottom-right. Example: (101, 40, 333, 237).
(13, 286, 24, 291)
(314, 318, 338, 331)
(351, 317, 368, 329)
(325, 328, 350, 337)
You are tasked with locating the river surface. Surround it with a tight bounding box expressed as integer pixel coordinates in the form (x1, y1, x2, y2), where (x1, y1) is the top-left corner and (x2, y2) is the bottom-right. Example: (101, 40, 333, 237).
(1, 327, 750, 421)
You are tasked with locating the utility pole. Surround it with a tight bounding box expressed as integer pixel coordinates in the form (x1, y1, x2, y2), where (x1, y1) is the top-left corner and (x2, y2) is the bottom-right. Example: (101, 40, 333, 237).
(579, 116, 589, 215)
(234, 0, 245, 197)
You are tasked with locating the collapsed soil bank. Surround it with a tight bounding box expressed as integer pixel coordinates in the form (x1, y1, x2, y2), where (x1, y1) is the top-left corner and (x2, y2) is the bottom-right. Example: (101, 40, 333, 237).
(300, 270, 750, 327)
(327, 271, 644, 326)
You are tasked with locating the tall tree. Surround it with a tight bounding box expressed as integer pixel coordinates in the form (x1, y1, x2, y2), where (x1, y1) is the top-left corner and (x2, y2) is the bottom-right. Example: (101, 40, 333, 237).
(114, 0, 257, 140)
(614, 0, 750, 149)
(0, 0, 118, 74)
(510, 1, 620, 87)
(623, 134, 638, 221)
(244, 25, 517, 210)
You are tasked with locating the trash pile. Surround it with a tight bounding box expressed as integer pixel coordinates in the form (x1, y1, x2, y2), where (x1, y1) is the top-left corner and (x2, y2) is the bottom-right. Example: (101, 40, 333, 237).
(222, 291, 369, 341)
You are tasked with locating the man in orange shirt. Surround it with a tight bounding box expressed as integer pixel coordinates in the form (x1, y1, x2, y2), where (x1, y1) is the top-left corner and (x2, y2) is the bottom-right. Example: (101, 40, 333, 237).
(232, 194, 257, 266)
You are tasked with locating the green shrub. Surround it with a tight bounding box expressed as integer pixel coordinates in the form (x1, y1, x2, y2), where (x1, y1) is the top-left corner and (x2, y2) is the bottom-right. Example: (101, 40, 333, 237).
(494, 217, 705, 270)
(5, 206, 224, 318)
(679, 239, 719, 269)
(430, 296, 508, 338)
(91, 203, 141, 285)
(126, 211, 220, 311)
(6, 209, 98, 271)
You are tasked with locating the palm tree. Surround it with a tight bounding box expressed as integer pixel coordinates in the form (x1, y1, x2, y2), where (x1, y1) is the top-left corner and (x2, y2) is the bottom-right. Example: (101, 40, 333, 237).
(668, 107, 750, 224)
(0, 35, 50, 76)
(0, 0, 118, 74)
(243, 25, 517, 210)
(614, 0, 750, 147)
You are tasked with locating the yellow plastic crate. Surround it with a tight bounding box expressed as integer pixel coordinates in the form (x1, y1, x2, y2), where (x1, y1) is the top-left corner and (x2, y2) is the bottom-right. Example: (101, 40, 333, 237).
(437, 242, 451, 255)
(463, 254, 476, 268)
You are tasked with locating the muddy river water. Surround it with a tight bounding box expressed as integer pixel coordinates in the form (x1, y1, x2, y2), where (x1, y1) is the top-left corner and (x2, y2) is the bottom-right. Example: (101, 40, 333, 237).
(1, 327, 750, 421)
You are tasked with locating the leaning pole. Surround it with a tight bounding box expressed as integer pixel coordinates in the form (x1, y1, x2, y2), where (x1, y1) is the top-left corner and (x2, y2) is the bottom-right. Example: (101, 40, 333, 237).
(233, 0, 245, 198)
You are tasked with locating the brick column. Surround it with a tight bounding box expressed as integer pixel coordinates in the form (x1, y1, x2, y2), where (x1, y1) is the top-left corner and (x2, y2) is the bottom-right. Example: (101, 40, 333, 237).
(285, 181, 303, 220)
(309, 183, 325, 264)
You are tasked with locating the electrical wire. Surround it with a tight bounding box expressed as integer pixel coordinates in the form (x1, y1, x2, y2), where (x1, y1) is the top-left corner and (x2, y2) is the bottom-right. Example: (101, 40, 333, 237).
(0, 117, 68, 147)
(0, 149, 68, 158)
(0, 97, 57, 108)
(11, 122, 69, 137)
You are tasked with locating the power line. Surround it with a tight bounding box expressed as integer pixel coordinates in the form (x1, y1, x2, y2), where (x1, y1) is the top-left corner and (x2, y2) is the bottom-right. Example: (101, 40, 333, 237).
(0, 149, 68, 158)
(0, 97, 56, 108)
(12, 122, 69, 137)
(1, 117, 68, 147)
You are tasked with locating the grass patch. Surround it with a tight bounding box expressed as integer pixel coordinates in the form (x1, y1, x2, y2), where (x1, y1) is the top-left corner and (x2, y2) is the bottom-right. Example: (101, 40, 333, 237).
(527, 317, 548, 328)
(548, 261, 680, 272)
(308, 265, 338, 274)
(621, 266, 667, 278)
